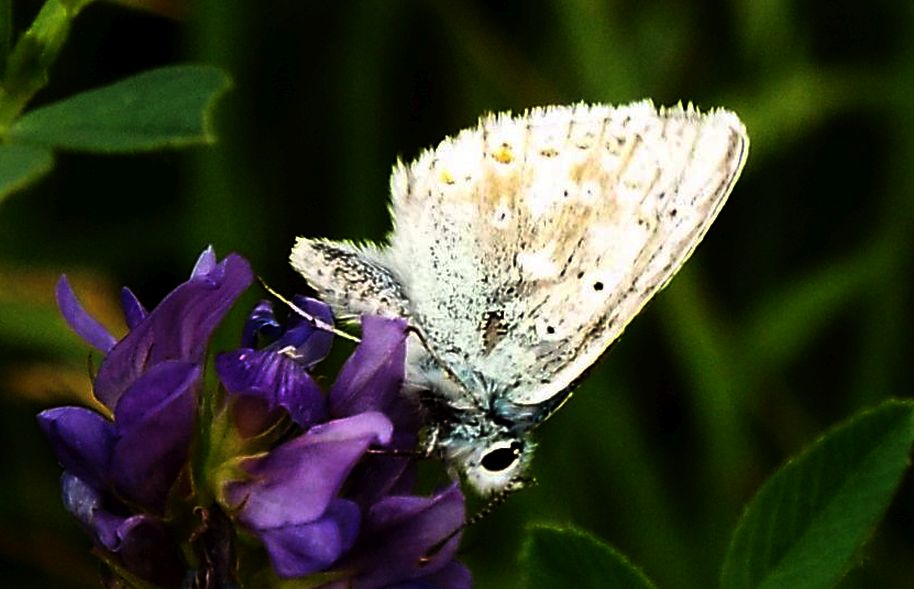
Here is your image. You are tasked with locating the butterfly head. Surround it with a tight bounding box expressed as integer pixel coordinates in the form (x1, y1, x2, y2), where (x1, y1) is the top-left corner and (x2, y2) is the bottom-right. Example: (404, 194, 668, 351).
(467, 436, 533, 495)
(409, 349, 538, 495)
(438, 422, 535, 496)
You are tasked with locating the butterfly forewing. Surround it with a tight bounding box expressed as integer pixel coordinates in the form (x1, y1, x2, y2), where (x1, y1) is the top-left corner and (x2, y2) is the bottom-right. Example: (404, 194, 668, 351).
(381, 101, 748, 406)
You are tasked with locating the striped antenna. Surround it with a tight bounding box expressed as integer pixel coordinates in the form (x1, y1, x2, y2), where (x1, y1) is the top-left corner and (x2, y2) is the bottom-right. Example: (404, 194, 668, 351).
(257, 276, 361, 343)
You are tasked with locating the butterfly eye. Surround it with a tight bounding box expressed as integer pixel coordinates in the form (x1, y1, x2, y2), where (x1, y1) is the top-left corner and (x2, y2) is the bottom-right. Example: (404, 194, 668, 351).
(481, 441, 524, 472)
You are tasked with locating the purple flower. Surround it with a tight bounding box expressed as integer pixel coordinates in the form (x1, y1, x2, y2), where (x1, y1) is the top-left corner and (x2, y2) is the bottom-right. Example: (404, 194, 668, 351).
(215, 297, 333, 432)
(328, 484, 470, 589)
(38, 248, 253, 585)
(217, 306, 468, 587)
(330, 316, 423, 505)
(225, 412, 393, 577)
(92, 249, 253, 408)
(60, 474, 185, 586)
(39, 360, 200, 512)
(39, 248, 469, 588)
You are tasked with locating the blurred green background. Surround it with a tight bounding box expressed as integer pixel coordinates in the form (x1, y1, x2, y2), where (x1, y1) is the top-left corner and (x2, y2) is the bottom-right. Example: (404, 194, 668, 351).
(2, 0, 913, 587)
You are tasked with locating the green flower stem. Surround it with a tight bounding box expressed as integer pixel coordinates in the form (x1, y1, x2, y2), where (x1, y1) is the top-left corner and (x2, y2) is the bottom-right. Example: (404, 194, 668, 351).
(0, 0, 95, 134)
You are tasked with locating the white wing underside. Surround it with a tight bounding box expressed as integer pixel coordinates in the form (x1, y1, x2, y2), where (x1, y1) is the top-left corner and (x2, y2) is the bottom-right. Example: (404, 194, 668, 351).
(383, 101, 747, 405)
(294, 101, 748, 408)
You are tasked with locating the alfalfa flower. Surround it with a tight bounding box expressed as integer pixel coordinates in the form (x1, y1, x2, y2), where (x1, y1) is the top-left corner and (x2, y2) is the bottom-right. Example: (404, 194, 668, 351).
(38, 248, 469, 588)
(216, 303, 469, 586)
(39, 247, 252, 585)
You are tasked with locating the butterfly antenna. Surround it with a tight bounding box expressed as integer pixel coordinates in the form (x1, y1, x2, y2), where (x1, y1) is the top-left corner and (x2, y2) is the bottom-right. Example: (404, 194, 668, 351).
(404, 324, 484, 411)
(417, 477, 532, 566)
(469, 476, 531, 526)
(257, 276, 361, 343)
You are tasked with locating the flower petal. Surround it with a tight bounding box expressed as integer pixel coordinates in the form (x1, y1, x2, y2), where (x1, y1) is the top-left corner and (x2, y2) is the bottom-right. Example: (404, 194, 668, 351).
(116, 514, 185, 587)
(330, 315, 407, 419)
(94, 251, 253, 408)
(55, 275, 118, 353)
(276, 375, 326, 429)
(280, 296, 335, 366)
(38, 407, 115, 489)
(216, 347, 326, 429)
(61, 473, 124, 550)
(344, 428, 418, 508)
(343, 484, 466, 589)
(226, 412, 392, 529)
(258, 499, 360, 578)
(119, 287, 147, 329)
(111, 361, 200, 512)
(241, 300, 283, 348)
(386, 562, 472, 589)
(190, 246, 218, 278)
(329, 315, 421, 506)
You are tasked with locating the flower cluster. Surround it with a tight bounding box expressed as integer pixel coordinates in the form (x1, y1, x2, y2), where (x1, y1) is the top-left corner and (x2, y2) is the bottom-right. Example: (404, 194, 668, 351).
(38, 248, 469, 588)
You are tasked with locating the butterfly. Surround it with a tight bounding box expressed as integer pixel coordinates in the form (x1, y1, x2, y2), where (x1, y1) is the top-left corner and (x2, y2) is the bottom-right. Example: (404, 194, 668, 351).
(291, 101, 748, 496)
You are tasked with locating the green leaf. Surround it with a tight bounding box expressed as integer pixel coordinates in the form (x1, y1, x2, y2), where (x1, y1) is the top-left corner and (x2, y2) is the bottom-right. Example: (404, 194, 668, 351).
(721, 399, 914, 589)
(8, 64, 232, 152)
(521, 524, 658, 589)
(0, 144, 54, 201)
(0, 0, 97, 127)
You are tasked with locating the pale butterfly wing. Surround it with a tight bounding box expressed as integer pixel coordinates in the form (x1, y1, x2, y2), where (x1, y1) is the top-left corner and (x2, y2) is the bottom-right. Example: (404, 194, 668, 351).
(291, 100, 748, 495)
(379, 101, 747, 407)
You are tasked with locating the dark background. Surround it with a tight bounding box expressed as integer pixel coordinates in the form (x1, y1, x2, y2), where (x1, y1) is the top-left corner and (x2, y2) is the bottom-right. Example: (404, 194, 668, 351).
(1, 0, 912, 587)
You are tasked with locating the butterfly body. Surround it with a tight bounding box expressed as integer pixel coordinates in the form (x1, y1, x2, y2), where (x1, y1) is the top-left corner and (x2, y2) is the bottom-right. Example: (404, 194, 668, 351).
(292, 101, 748, 495)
